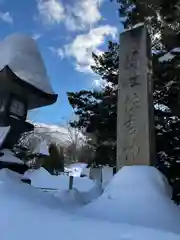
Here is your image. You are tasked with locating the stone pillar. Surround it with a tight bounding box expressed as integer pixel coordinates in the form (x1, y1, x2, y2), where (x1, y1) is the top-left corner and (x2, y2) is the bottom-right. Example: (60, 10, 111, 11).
(89, 167, 102, 183)
(117, 25, 155, 171)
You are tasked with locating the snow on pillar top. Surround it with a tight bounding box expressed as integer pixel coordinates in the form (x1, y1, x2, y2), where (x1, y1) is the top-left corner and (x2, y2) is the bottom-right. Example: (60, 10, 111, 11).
(0, 33, 55, 95)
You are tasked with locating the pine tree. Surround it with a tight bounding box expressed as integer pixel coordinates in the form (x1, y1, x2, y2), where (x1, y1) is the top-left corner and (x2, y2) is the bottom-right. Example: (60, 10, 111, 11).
(42, 143, 64, 174)
(67, 42, 118, 166)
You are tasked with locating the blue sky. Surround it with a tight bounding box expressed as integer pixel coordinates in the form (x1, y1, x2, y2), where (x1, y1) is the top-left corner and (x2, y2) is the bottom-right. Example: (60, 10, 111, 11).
(0, 0, 122, 124)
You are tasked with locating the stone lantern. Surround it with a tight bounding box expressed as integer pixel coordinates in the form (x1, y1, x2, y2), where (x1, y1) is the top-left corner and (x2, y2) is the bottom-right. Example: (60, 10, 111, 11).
(0, 33, 58, 148)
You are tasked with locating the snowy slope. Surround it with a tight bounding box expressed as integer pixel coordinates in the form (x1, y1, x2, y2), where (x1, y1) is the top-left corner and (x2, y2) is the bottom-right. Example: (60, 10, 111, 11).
(34, 123, 77, 147)
(0, 34, 55, 94)
(77, 166, 180, 234)
(24, 167, 103, 204)
(0, 168, 179, 240)
(22, 122, 85, 149)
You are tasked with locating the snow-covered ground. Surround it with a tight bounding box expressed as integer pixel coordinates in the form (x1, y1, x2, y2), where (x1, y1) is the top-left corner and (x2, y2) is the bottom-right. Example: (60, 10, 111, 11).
(24, 167, 102, 204)
(77, 166, 180, 234)
(1, 166, 180, 239)
(24, 167, 95, 192)
(0, 149, 24, 164)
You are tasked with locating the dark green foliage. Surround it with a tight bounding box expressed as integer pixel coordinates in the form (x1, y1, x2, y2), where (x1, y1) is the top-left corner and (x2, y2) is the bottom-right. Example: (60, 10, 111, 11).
(67, 42, 118, 167)
(42, 143, 64, 174)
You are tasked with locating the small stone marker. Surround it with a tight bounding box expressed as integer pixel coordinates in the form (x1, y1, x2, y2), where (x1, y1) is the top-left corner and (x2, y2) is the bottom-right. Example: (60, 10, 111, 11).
(117, 25, 155, 170)
(69, 176, 74, 190)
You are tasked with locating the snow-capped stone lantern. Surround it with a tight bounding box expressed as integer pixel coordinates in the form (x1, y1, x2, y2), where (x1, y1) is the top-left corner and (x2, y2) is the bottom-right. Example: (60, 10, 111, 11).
(0, 34, 58, 149)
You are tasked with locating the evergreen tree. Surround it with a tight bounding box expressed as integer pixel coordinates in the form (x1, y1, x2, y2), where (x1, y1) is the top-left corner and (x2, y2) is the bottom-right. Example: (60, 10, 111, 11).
(42, 143, 64, 174)
(67, 42, 118, 166)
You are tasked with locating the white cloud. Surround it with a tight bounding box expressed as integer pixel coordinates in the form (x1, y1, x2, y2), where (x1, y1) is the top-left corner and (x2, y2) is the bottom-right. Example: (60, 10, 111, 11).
(37, 0, 104, 31)
(32, 33, 42, 40)
(49, 46, 64, 59)
(65, 0, 104, 31)
(0, 11, 13, 24)
(64, 25, 117, 73)
(37, 0, 65, 24)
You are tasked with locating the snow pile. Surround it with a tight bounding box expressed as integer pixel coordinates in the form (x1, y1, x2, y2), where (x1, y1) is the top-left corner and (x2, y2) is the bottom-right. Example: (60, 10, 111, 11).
(0, 168, 23, 183)
(24, 167, 95, 192)
(0, 168, 69, 211)
(53, 188, 86, 207)
(0, 168, 180, 239)
(24, 167, 51, 180)
(0, 34, 55, 94)
(0, 149, 24, 164)
(80, 182, 103, 203)
(77, 166, 180, 234)
(0, 126, 11, 148)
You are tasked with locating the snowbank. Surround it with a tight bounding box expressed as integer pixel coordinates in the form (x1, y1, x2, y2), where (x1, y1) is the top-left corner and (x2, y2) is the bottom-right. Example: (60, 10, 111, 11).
(24, 167, 50, 179)
(0, 168, 69, 211)
(0, 168, 23, 182)
(77, 166, 180, 234)
(24, 167, 95, 192)
(0, 168, 179, 240)
(53, 188, 86, 207)
(0, 149, 24, 164)
(80, 182, 103, 203)
(0, 126, 11, 148)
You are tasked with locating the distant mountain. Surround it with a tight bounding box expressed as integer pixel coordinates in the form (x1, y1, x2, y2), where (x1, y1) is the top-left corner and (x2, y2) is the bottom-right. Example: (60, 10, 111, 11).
(21, 122, 85, 150)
